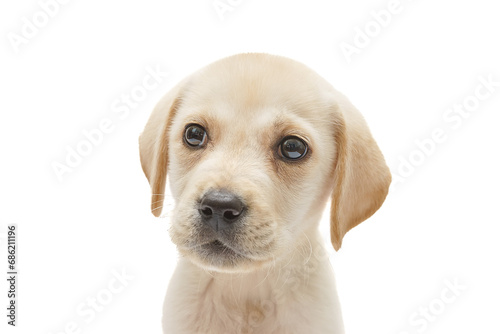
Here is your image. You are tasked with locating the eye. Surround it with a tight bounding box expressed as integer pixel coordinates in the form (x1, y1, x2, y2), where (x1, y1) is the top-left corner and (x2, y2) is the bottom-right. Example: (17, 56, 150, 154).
(279, 136, 308, 160)
(184, 124, 207, 147)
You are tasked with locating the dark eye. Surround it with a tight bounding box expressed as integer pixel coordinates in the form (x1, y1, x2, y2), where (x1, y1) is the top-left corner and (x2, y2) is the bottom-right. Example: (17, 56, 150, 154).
(184, 124, 207, 147)
(279, 136, 308, 160)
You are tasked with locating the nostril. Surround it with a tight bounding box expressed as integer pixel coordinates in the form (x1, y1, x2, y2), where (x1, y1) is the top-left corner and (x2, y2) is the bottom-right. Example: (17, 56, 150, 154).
(200, 206, 213, 217)
(223, 209, 241, 221)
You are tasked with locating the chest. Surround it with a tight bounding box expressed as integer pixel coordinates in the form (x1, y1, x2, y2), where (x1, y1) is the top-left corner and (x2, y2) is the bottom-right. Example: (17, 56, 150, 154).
(164, 280, 342, 334)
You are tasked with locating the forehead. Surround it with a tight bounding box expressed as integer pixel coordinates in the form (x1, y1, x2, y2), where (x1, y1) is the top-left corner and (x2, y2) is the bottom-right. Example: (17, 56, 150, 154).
(175, 54, 336, 133)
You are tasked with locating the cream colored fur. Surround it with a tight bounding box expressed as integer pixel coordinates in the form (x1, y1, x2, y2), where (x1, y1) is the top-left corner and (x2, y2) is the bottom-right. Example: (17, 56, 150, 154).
(139, 53, 391, 333)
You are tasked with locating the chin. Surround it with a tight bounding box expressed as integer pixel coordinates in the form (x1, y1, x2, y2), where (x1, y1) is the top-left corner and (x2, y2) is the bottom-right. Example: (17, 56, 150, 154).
(178, 241, 273, 274)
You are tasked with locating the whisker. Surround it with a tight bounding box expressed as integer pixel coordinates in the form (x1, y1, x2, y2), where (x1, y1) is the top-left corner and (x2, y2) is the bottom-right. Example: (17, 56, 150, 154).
(281, 249, 295, 270)
(302, 232, 313, 266)
(151, 202, 175, 210)
(275, 262, 282, 287)
(253, 264, 272, 289)
(202, 267, 215, 278)
(152, 205, 175, 215)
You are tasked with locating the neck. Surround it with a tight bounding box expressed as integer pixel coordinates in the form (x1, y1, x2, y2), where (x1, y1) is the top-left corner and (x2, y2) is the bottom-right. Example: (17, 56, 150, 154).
(173, 228, 335, 308)
(163, 228, 344, 333)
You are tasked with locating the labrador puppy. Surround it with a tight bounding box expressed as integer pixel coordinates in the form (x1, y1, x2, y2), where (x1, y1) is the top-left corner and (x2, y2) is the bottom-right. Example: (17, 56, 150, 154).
(139, 53, 391, 334)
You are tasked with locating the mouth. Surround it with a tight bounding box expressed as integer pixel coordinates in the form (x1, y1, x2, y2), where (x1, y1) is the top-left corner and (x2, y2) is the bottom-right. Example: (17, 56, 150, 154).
(202, 239, 231, 251)
(195, 239, 243, 258)
(171, 214, 278, 272)
(182, 239, 252, 271)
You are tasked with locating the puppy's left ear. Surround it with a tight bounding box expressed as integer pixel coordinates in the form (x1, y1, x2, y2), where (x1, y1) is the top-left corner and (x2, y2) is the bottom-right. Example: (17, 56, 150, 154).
(139, 81, 185, 217)
(330, 96, 391, 251)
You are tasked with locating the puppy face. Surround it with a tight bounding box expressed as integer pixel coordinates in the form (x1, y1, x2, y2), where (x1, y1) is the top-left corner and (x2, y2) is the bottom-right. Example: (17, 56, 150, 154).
(140, 54, 391, 273)
(167, 75, 337, 272)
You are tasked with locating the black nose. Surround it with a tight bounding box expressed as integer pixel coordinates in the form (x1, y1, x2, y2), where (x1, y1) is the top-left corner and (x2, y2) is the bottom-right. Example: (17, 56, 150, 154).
(199, 190, 245, 232)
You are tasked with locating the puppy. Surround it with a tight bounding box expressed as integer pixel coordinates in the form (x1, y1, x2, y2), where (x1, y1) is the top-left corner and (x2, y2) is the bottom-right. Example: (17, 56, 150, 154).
(139, 53, 391, 334)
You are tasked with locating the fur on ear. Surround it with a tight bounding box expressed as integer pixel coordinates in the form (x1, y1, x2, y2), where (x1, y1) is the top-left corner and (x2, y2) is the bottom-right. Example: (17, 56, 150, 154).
(330, 100, 391, 251)
(139, 82, 185, 217)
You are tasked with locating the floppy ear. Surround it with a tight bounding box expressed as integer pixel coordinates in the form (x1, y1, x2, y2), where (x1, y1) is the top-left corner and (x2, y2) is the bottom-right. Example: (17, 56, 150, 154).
(330, 100, 391, 251)
(139, 81, 185, 217)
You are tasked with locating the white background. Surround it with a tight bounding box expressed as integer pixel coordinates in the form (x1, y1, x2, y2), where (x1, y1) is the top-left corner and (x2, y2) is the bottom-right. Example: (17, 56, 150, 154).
(1, 0, 499, 333)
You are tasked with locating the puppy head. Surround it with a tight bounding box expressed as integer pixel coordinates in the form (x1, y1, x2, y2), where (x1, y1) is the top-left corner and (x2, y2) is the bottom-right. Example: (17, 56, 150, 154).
(139, 54, 391, 272)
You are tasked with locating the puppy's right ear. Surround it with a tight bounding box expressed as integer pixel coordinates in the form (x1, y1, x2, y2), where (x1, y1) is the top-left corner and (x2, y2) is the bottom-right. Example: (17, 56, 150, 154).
(139, 81, 184, 217)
